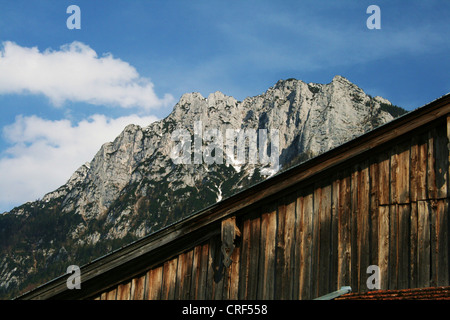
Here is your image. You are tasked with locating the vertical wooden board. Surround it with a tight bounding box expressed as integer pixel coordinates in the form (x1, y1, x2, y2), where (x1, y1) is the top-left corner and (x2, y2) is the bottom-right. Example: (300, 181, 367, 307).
(175, 250, 193, 300)
(205, 237, 217, 299)
(311, 186, 321, 298)
(198, 243, 209, 300)
(133, 274, 147, 300)
(247, 215, 261, 299)
(410, 136, 419, 202)
(337, 173, 351, 290)
(410, 202, 419, 289)
(329, 177, 340, 293)
(398, 142, 411, 204)
(292, 195, 302, 300)
(350, 167, 359, 291)
(436, 199, 449, 286)
(258, 204, 276, 300)
(146, 266, 163, 300)
(388, 204, 398, 289)
(378, 205, 390, 290)
(224, 240, 240, 300)
(105, 287, 117, 300)
(280, 194, 297, 299)
(190, 246, 200, 299)
(378, 151, 391, 205)
(398, 204, 411, 289)
(435, 125, 448, 199)
(162, 257, 178, 300)
(417, 133, 428, 201)
(174, 251, 185, 300)
(275, 200, 287, 299)
(390, 145, 399, 204)
(428, 129, 438, 200)
(100, 292, 107, 300)
(357, 162, 370, 292)
(238, 218, 251, 299)
(190, 245, 205, 299)
(429, 199, 448, 287)
(212, 236, 225, 300)
(430, 200, 438, 287)
(298, 188, 313, 300)
(318, 184, 332, 297)
(417, 201, 431, 288)
(116, 281, 131, 300)
(369, 159, 379, 266)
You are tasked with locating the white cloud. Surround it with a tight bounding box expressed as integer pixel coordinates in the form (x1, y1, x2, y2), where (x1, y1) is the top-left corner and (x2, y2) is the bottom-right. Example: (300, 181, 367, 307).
(0, 41, 174, 109)
(0, 114, 158, 212)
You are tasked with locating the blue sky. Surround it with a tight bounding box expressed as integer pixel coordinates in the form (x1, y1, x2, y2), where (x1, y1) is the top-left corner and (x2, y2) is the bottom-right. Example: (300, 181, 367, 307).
(0, 0, 449, 212)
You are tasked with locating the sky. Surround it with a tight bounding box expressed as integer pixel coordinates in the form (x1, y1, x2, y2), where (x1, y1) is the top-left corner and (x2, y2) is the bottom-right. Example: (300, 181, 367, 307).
(0, 0, 449, 212)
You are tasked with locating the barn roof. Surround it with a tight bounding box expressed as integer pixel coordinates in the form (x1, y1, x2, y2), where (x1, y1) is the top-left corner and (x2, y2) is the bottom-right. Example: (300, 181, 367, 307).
(17, 92, 450, 300)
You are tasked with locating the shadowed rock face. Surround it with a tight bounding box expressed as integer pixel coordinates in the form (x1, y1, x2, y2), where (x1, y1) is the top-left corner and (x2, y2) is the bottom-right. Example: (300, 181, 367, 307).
(0, 76, 405, 298)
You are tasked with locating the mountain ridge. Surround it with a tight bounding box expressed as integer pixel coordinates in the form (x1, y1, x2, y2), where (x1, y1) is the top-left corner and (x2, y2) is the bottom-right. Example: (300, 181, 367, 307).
(0, 76, 407, 299)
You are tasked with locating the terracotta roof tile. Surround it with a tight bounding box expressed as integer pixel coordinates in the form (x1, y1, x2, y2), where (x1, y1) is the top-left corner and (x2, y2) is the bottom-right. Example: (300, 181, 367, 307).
(336, 286, 450, 300)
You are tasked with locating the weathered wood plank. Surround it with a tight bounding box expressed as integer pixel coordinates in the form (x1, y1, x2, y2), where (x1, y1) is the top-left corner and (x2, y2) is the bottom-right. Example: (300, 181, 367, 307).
(238, 218, 251, 299)
(350, 167, 359, 291)
(284, 194, 297, 299)
(388, 204, 399, 289)
(318, 184, 332, 297)
(378, 205, 390, 290)
(329, 177, 340, 293)
(337, 172, 351, 289)
(429, 199, 449, 287)
(436, 200, 449, 286)
(175, 250, 193, 300)
(409, 202, 418, 289)
(205, 238, 217, 299)
(428, 129, 438, 200)
(116, 281, 131, 300)
(435, 125, 448, 199)
(390, 145, 399, 205)
(298, 187, 314, 300)
(133, 274, 146, 300)
(223, 238, 240, 300)
(247, 215, 261, 299)
(417, 134, 428, 201)
(410, 136, 419, 203)
(275, 199, 287, 299)
(369, 159, 379, 268)
(161, 257, 178, 300)
(191, 243, 209, 300)
(258, 204, 276, 300)
(358, 162, 370, 292)
(378, 151, 390, 206)
(398, 204, 410, 289)
(198, 243, 209, 300)
(212, 237, 225, 300)
(398, 143, 411, 204)
(417, 200, 430, 288)
(311, 186, 321, 298)
(105, 287, 117, 300)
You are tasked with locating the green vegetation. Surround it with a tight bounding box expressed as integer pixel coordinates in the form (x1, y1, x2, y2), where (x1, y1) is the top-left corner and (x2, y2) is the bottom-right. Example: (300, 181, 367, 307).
(379, 102, 408, 118)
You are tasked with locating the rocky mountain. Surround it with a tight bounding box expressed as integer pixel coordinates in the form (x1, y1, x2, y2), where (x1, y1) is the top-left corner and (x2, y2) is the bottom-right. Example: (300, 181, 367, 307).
(0, 75, 407, 299)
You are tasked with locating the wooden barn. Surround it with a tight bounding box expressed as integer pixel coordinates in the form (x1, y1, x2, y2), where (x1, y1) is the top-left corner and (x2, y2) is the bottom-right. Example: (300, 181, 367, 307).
(18, 93, 450, 300)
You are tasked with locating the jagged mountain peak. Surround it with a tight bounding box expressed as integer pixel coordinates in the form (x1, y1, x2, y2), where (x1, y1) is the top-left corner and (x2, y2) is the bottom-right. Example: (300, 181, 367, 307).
(0, 76, 408, 299)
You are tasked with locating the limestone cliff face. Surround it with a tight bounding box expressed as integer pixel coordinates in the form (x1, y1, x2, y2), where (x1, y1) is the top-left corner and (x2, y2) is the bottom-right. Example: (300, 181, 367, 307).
(0, 76, 405, 298)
